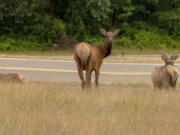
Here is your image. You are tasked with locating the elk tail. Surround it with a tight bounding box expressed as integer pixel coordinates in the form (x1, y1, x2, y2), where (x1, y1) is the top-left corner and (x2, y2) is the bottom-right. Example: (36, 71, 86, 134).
(75, 44, 91, 66)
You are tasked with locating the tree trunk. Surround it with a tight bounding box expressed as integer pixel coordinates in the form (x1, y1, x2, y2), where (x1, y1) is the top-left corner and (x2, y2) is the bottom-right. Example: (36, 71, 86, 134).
(51, 0, 57, 18)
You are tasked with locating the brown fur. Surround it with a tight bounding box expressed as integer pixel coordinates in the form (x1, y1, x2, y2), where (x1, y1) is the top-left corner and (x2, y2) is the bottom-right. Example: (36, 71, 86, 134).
(167, 65, 178, 83)
(151, 51, 178, 90)
(75, 43, 90, 67)
(0, 73, 26, 83)
(74, 28, 120, 89)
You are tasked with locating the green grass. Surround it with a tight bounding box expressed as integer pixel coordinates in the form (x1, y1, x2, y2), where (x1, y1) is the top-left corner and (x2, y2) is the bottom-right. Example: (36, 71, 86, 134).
(112, 47, 179, 55)
(0, 47, 74, 56)
(0, 46, 178, 56)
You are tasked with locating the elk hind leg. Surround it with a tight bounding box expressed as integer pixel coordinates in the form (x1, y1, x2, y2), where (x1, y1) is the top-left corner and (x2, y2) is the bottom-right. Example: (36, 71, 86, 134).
(171, 85, 176, 91)
(95, 69, 100, 88)
(152, 81, 159, 91)
(171, 80, 177, 91)
(78, 68, 85, 89)
(75, 54, 86, 90)
(85, 69, 92, 89)
(76, 63, 85, 90)
(162, 82, 170, 91)
(153, 85, 158, 91)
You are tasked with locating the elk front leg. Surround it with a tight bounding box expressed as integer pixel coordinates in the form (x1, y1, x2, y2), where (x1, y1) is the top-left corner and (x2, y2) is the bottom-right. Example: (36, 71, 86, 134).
(85, 69, 92, 89)
(95, 69, 100, 88)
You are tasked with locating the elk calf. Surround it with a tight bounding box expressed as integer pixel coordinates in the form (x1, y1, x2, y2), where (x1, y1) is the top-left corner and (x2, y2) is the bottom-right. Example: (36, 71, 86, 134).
(74, 28, 120, 89)
(151, 51, 179, 90)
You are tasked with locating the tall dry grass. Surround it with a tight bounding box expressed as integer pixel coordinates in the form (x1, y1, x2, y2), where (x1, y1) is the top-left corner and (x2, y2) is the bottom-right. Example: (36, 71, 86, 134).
(0, 81, 180, 135)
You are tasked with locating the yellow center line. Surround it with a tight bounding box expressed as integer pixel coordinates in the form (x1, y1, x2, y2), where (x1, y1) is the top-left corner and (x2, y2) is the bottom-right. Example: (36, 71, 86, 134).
(0, 67, 76, 73)
(0, 66, 152, 75)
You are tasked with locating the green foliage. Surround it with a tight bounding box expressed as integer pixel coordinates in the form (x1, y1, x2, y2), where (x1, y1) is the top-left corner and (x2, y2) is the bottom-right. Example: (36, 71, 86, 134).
(152, 9, 180, 34)
(0, 36, 46, 52)
(83, 36, 104, 45)
(0, 0, 180, 51)
(0, 36, 16, 51)
(113, 21, 180, 49)
(114, 37, 133, 47)
(27, 15, 66, 40)
(134, 30, 165, 48)
(63, 0, 111, 37)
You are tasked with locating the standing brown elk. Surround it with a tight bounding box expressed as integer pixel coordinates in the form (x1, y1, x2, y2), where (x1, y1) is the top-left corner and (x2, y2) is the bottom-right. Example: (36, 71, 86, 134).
(74, 28, 120, 89)
(151, 51, 179, 90)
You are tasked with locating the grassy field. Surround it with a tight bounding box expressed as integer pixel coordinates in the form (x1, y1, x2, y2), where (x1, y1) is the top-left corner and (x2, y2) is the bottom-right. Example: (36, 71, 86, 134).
(0, 81, 180, 135)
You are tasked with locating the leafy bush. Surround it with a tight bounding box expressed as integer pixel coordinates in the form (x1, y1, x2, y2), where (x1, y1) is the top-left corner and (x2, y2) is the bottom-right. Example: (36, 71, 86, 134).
(0, 36, 17, 51)
(77, 21, 180, 51)
(133, 30, 179, 49)
(114, 22, 180, 49)
(83, 36, 104, 45)
(114, 37, 133, 47)
(152, 10, 180, 34)
(0, 36, 46, 52)
(24, 14, 66, 41)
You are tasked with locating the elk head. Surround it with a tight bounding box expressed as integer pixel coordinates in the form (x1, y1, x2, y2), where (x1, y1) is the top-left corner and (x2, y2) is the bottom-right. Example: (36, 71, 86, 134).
(160, 51, 178, 66)
(100, 28, 120, 43)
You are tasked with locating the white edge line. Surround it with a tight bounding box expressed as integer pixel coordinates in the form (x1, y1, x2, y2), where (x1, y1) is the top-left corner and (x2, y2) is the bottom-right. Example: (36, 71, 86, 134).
(0, 57, 180, 66)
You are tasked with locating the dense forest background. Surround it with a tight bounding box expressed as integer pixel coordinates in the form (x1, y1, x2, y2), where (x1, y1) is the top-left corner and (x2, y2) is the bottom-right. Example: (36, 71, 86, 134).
(0, 0, 180, 51)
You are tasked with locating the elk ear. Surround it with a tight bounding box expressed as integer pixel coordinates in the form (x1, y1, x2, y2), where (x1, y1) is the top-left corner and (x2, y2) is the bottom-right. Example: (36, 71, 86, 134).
(160, 50, 168, 61)
(113, 29, 121, 36)
(171, 51, 178, 60)
(100, 28, 107, 36)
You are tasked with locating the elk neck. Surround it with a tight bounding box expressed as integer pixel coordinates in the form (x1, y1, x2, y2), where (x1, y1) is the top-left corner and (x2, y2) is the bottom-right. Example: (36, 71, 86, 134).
(165, 63, 174, 66)
(99, 39, 112, 58)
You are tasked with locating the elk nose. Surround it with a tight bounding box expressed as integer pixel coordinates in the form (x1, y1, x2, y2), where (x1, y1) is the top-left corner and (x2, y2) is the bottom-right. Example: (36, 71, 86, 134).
(108, 36, 113, 42)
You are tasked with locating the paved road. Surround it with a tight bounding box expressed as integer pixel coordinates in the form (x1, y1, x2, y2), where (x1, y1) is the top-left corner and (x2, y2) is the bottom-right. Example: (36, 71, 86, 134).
(0, 58, 179, 83)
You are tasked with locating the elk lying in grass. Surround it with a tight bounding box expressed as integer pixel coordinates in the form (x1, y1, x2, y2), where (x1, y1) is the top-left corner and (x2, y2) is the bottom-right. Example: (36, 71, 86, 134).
(151, 51, 179, 90)
(74, 28, 120, 89)
(0, 73, 26, 83)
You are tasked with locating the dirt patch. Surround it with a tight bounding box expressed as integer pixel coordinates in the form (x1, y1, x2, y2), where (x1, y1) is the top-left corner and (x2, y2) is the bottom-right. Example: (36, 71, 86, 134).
(43, 36, 78, 51)
(53, 36, 78, 46)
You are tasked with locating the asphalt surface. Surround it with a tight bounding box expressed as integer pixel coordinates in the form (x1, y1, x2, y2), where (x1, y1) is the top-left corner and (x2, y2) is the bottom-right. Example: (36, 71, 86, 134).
(0, 58, 180, 83)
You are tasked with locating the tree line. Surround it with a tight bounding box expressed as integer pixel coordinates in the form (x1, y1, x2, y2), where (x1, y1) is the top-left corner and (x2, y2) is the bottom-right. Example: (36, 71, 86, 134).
(0, 0, 179, 51)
